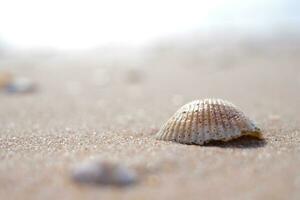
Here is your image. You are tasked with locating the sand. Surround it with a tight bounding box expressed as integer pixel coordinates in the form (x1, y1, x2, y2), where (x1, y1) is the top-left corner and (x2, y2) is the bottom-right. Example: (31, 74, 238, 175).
(0, 37, 300, 200)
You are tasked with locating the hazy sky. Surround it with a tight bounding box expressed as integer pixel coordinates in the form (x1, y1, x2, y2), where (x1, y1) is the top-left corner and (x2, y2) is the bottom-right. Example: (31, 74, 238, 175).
(0, 0, 299, 49)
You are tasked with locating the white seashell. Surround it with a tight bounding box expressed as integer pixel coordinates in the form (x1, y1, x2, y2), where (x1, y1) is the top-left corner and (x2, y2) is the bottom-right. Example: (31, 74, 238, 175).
(156, 99, 262, 145)
(72, 159, 137, 186)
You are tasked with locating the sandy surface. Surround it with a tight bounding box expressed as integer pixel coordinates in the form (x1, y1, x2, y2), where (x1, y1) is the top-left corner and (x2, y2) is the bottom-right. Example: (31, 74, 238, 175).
(1, 37, 300, 200)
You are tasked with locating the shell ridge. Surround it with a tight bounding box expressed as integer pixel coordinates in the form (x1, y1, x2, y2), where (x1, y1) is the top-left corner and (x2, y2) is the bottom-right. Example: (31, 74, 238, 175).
(199, 99, 206, 144)
(172, 109, 185, 141)
(182, 103, 191, 143)
(156, 123, 166, 140)
(211, 99, 219, 140)
(218, 99, 231, 139)
(160, 110, 182, 140)
(160, 118, 173, 140)
(163, 120, 174, 140)
(176, 105, 188, 142)
(223, 102, 240, 138)
(171, 103, 191, 140)
(215, 99, 226, 138)
(164, 107, 182, 140)
(171, 113, 180, 141)
(166, 112, 180, 141)
(207, 99, 212, 137)
(195, 100, 202, 144)
(204, 99, 211, 142)
(191, 100, 200, 143)
(185, 101, 196, 143)
(172, 108, 186, 141)
(233, 110, 247, 133)
(197, 100, 205, 144)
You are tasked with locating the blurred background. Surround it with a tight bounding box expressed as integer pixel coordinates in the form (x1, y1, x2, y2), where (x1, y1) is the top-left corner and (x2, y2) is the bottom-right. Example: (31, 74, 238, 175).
(1, 0, 300, 129)
(0, 0, 299, 49)
(1, 1, 300, 199)
(1, 0, 300, 130)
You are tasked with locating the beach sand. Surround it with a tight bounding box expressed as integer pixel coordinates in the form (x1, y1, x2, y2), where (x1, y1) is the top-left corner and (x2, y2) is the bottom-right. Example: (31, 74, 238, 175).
(1, 38, 300, 200)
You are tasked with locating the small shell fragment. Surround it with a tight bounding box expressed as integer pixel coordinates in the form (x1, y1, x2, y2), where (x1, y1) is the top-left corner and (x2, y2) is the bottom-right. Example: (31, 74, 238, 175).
(5, 77, 36, 94)
(156, 99, 262, 145)
(72, 159, 137, 186)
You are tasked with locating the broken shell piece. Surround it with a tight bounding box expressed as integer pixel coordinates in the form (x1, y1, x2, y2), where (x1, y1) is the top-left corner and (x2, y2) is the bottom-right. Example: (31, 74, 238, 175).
(72, 159, 137, 186)
(156, 99, 262, 145)
(5, 77, 36, 93)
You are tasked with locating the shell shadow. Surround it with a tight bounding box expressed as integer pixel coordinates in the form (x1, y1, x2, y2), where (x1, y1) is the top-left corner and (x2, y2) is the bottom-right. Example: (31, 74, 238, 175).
(204, 136, 267, 148)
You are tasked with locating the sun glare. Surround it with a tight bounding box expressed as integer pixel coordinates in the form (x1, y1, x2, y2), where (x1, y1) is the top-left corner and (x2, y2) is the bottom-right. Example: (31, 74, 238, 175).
(0, 0, 296, 49)
(0, 0, 229, 49)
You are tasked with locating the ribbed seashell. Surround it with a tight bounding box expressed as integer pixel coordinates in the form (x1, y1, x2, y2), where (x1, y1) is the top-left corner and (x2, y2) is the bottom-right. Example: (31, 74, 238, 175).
(156, 99, 262, 145)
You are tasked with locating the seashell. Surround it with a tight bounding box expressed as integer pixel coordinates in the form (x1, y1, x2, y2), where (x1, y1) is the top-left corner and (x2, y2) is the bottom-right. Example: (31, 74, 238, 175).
(72, 159, 137, 186)
(156, 99, 262, 145)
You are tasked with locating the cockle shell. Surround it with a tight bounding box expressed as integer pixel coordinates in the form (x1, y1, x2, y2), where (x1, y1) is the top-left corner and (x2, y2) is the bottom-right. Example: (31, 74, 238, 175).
(156, 99, 262, 145)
